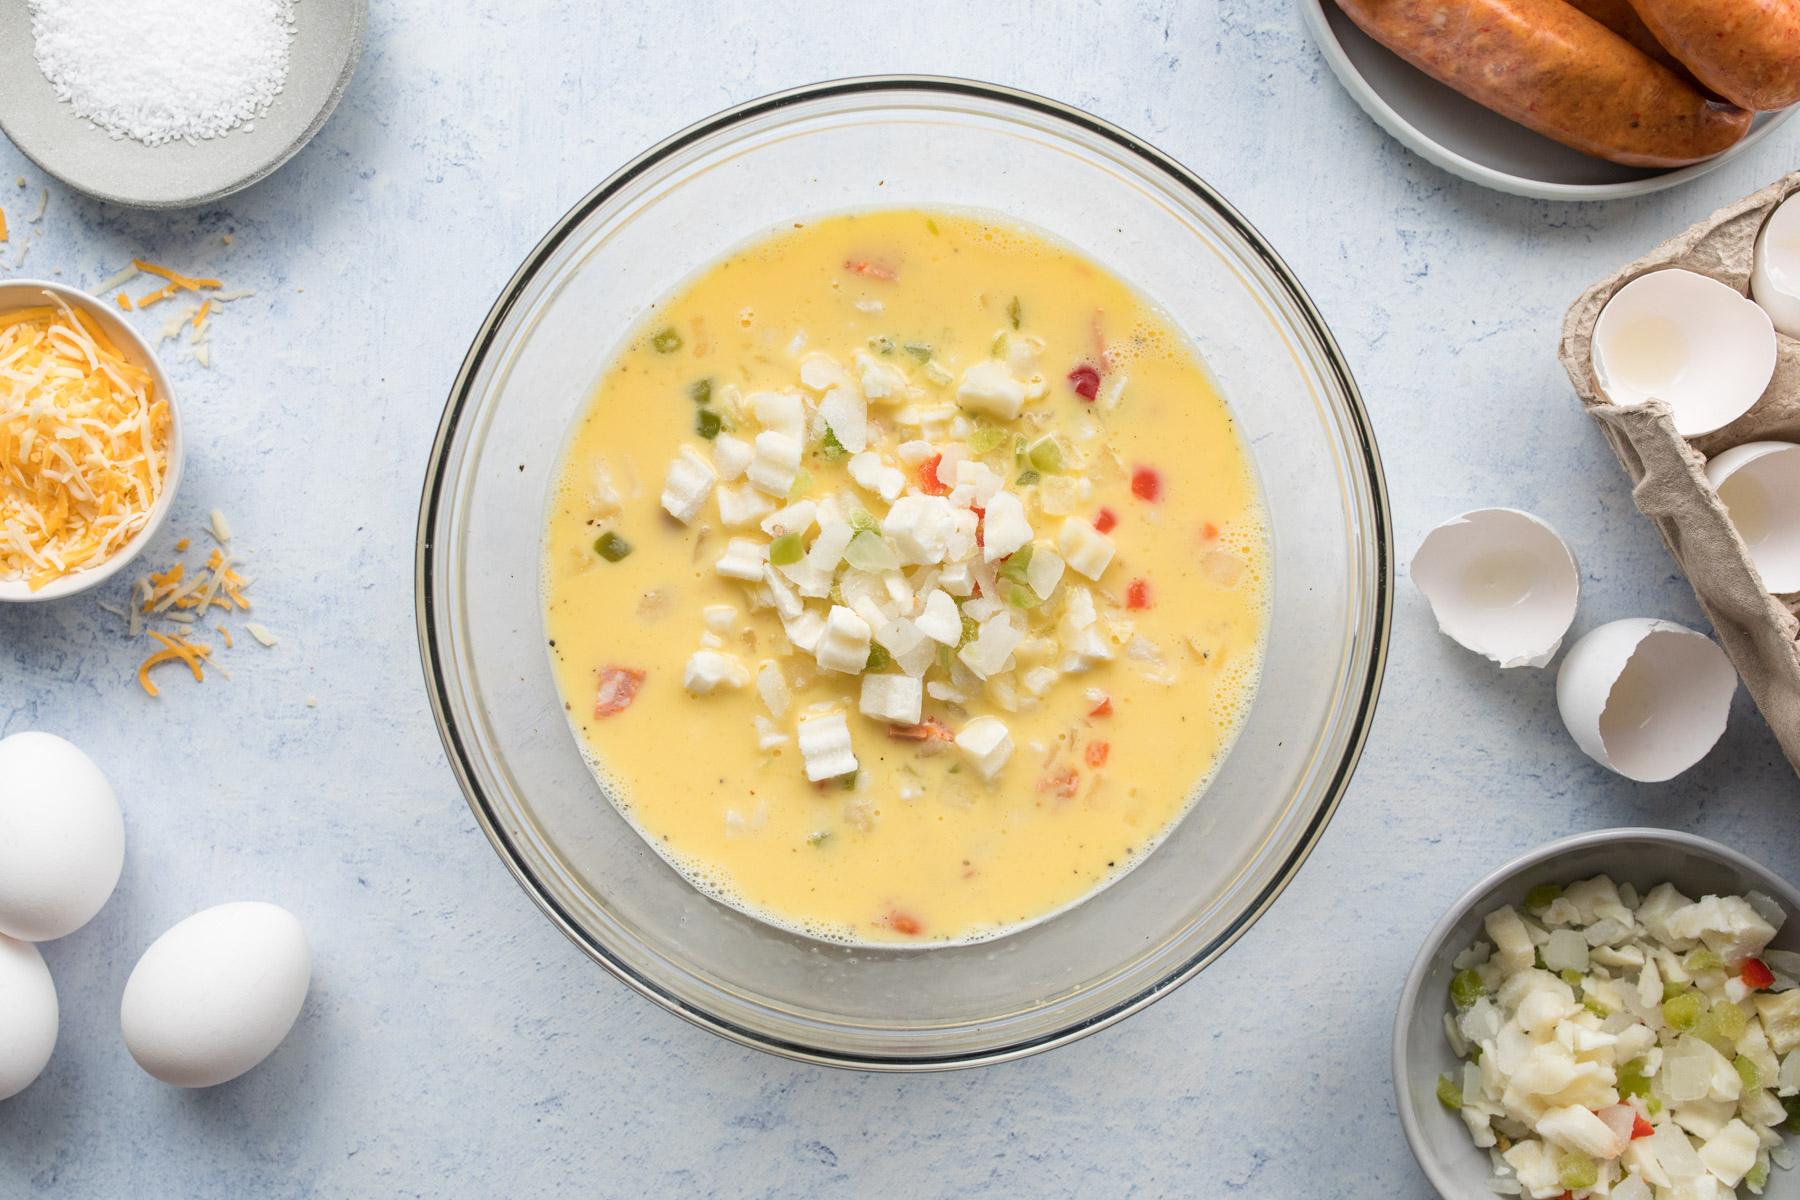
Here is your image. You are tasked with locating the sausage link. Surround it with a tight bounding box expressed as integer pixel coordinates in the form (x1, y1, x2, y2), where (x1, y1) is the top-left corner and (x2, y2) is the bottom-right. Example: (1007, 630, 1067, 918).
(1623, 0, 1800, 110)
(1333, 0, 1752, 166)
(1563, 0, 1691, 75)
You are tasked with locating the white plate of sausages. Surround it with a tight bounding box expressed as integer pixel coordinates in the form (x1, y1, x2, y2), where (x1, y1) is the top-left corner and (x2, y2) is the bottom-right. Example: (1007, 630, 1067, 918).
(1303, 0, 1797, 201)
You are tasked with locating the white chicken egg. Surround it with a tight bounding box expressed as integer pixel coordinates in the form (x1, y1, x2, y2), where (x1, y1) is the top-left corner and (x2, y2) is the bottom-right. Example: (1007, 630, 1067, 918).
(1704, 440, 1800, 593)
(0, 732, 124, 942)
(120, 902, 311, 1088)
(1591, 269, 1775, 437)
(0, 935, 57, 1101)
(1751, 192, 1800, 338)
(1555, 618, 1737, 782)
(1410, 508, 1579, 669)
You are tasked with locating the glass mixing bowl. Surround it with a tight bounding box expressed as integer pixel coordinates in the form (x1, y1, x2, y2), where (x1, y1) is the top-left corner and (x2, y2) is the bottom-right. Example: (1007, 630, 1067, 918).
(417, 77, 1391, 1069)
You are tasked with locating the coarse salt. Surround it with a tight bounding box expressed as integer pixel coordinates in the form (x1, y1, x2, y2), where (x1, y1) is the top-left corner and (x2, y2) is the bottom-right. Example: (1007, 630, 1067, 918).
(29, 0, 298, 147)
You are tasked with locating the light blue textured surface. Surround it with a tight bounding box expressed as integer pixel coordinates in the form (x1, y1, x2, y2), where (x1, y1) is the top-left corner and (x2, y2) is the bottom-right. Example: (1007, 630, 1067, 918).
(2, 3, 1796, 1196)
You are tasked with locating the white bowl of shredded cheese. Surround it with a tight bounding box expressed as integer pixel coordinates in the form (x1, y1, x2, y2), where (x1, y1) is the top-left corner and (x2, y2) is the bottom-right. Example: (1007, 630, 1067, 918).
(1397, 830, 1800, 1200)
(0, 279, 182, 602)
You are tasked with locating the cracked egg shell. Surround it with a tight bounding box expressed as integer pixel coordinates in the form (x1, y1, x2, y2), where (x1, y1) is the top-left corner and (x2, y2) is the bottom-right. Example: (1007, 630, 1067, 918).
(1752, 193, 1800, 338)
(1591, 268, 1776, 437)
(1411, 508, 1579, 669)
(1705, 440, 1800, 594)
(1555, 618, 1737, 782)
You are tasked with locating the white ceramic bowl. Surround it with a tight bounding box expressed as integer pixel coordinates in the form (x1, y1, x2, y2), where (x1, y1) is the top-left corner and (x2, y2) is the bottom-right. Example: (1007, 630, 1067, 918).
(1301, 0, 1798, 201)
(0, 279, 182, 602)
(1394, 829, 1800, 1196)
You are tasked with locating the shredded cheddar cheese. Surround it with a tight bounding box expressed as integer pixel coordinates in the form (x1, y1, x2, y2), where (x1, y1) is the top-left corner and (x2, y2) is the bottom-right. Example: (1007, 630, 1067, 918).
(132, 259, 221, 292)
(0, 298, 169, 590)
(98, 265, 140, 294)
(136, 546, 250, 614)
(123, 260, 222, 312)
(137, 630, 211, 697)
(111, 515, 275, 698)
(132, 283, 180, 310)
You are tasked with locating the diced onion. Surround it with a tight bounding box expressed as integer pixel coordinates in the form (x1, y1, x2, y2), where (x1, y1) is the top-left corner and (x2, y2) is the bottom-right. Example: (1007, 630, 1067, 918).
(842, 530, 900, 573)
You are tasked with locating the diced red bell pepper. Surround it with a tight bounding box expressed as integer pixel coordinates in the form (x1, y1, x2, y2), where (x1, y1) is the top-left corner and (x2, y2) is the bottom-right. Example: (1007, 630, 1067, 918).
(1088, 696, 1113, 718)
(884, 910, 922, 935)
(1038, 767, 1080, 799)
(844, 259, 896, 281)
(594, 666, 645, 717)
(888, 717, 954, 742)
(1742, 957, 1776, 990)
(1202, 521, 1220, 541)
(1631, 1114, 1655, 1140)
(917, 454, 950, 496)
(1085, 741, 1110, 767)
(1131, 467, 1161, 502)
(1067, 364, 1101, 401)
(1093, 507, 1118, 534)
(1125, 579, 1152, 610)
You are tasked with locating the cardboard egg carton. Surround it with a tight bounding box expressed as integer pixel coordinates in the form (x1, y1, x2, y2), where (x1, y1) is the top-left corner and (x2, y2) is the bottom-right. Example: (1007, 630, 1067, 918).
(1560, 172, 1800, 776)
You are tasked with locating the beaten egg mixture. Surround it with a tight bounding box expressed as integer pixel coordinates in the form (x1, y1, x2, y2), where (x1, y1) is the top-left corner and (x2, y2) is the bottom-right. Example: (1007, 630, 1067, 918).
(543, 209, 1268, 945)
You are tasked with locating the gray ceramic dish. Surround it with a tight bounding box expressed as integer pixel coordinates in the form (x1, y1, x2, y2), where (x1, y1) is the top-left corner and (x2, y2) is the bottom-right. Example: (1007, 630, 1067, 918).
(1301, 0, 1797, 201)
(0, 0, 366, 208)
(1394, 829, 1800, 1197)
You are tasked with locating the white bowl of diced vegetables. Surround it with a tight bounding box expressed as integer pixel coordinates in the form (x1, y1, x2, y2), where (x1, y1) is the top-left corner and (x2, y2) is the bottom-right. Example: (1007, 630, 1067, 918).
(1396, 829, 1800, 1200)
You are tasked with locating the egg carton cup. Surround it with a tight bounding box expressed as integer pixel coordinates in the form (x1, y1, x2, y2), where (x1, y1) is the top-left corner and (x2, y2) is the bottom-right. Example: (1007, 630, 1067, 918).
(1560, 172, 1800, 777)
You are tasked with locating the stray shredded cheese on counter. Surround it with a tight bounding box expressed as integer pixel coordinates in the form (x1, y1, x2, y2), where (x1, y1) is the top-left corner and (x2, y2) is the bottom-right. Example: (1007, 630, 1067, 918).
(121, 514, 276, 699)
(97, 265, 139, 294)
(0, 297, 168, 590)
(137, 629, 210, 697)
(132, 259, 220, 292)
(86, 255, 243, 368)
(121, 259, 221, 313)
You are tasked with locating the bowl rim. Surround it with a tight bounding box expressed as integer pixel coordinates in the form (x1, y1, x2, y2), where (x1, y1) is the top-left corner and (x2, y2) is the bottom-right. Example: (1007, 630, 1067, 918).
(1299, 0, 1799, 202)
(0, 278, 182, 602)
(1392, 826, 1800, 1193)
(415, 74, 1394, 1070)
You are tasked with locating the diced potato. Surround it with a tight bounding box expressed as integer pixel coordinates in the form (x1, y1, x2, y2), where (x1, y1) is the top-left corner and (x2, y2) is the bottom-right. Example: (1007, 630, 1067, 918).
(1754, 990, 1800, 1056)
(1698, 1118, 1760, 1187)
(1485, 906, 1537, 975)
(1535, 1104, 1626, 1159)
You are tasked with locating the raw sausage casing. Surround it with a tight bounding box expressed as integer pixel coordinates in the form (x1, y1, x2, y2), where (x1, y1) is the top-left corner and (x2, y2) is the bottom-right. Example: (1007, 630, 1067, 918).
(1563, 0, 1693, 76)
(1625, 0, 1800, 111)
(1334, 0, 1752, 167)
